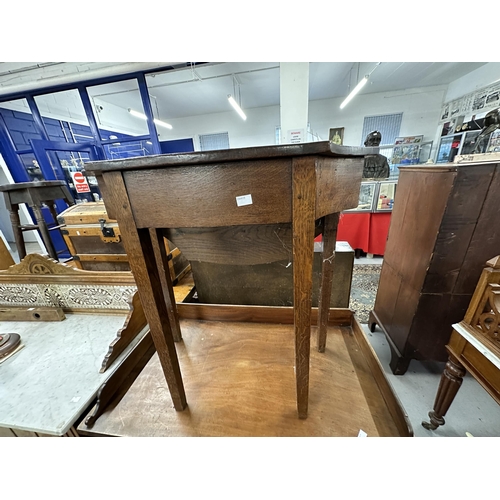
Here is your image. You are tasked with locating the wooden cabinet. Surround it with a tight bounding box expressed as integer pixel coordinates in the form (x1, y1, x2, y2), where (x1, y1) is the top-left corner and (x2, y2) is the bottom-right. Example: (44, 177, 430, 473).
(369, 161, 500, 374)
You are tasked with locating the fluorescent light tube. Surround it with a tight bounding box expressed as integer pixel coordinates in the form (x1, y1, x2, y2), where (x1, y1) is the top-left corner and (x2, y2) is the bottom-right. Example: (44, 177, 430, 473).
(339, 76, 368, 109)
(228, 95, 247, 120)
(128, 108, 172, 129)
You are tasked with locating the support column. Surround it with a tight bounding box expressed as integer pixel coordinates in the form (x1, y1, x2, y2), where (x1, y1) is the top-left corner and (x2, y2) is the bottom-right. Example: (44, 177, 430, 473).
(280, 63, 309, 144)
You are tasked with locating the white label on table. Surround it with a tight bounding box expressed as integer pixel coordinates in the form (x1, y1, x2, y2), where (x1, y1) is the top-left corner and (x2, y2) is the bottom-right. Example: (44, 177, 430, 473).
(358, 429, 367, 437)
(236, 194, 253, 207)
(71, 396, 81, 403)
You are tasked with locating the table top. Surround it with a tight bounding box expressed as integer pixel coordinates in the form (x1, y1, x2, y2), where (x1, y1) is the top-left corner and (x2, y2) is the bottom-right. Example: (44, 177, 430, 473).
(85, 142, 377, 174)
(0, 180, 68, 192)
(0, 313, 148, 435)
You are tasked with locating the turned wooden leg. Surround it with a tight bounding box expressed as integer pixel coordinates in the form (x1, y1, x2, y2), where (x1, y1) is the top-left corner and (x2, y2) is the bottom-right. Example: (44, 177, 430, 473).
(32, 204, 58, 260)
(9, 205, 26, 260)
(317, 212, 339, 352)
(292, 157, 316, 419)
(422, 354, 466, 431)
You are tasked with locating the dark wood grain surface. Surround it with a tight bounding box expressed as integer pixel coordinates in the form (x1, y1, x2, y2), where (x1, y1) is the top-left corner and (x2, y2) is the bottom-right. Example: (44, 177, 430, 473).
(85, 141, 377, 174)
(124, 160, 293, 228)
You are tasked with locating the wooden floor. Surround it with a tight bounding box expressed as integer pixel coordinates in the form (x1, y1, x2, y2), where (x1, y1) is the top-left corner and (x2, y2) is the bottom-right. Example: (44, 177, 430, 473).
(79, 318, 405, 437)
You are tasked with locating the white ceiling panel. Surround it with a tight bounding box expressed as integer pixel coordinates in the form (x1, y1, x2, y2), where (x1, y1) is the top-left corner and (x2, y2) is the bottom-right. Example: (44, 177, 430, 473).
(0, 61, 489, 121)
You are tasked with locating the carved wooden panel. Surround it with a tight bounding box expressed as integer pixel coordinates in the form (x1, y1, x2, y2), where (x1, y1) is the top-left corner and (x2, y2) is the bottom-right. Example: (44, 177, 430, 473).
(473, 283, 500, 347)
(0, 254, 136, 313)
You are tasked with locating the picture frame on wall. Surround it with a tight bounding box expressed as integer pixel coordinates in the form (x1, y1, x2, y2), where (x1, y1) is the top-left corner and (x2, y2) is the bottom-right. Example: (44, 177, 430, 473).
(329, 127, 344, 145)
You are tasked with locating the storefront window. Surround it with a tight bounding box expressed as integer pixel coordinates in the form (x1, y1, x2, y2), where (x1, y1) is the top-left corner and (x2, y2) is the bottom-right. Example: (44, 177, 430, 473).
(34, 89, 91, 143)
(18, 152, 44, 181)
(145, 72, 175, 144)
(86, 79, 150, 139)
(103, 139, 155, 159)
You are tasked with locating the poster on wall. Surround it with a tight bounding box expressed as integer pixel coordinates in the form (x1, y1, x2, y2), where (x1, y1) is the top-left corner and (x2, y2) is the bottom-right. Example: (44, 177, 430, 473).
(329, 127, 344, 145)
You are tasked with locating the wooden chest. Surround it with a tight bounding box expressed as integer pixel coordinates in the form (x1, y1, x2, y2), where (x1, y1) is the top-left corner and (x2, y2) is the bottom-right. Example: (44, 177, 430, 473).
(57, 202, 190, 282)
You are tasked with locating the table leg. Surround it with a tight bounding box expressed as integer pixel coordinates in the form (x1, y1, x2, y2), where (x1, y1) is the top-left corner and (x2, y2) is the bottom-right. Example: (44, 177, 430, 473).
(48, 203, 59, 226)
(101, 171, 187, 411)
(317, 212, 339, 353)
(32, 204, 58, 260)
(9, 204, 26, 261)
(422, 353, 466, 431)
(292, 157, 316, 419)
(150, 228, 182, 342)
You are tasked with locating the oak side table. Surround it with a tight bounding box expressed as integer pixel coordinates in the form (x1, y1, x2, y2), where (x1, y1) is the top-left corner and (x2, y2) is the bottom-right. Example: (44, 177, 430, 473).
(86, 142, 373, 418)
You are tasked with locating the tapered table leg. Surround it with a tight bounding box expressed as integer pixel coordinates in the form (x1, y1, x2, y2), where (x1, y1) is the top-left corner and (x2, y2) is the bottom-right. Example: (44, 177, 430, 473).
(101, 171, 187, 411)
(317, 212, 340, 353)
(149, 228, 182, 342)
(292, 157, 316, 419)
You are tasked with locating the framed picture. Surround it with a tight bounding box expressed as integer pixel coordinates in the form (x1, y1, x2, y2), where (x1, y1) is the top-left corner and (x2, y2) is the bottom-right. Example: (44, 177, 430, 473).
(391, 135, 424, 165)
(375, 181, 397, 212)
(344, 182, 377, 212)
(329, 127, 344, 145)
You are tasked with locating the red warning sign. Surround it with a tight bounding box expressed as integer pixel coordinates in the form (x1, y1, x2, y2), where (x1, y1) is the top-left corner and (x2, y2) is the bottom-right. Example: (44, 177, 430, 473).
(70, 171, 91, 193)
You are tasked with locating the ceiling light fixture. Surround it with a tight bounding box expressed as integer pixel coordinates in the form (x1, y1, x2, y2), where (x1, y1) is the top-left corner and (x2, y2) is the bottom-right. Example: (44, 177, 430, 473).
(228, 94, 247, 120)
(340, 63, 381, 110)
(127, 108, 173, 129)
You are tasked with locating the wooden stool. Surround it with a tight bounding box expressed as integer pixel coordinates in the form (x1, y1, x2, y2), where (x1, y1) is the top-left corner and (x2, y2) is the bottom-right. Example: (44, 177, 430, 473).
(0, 180, 75, 261)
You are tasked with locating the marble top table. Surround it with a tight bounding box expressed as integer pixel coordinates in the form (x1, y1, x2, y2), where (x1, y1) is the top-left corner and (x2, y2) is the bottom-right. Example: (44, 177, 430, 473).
(0, 313, 148, 436)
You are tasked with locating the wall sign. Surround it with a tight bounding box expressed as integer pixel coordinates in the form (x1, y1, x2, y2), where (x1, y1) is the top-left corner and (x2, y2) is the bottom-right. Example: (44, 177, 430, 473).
(70, 171, 91, 193)
(287, 129, 304, 144)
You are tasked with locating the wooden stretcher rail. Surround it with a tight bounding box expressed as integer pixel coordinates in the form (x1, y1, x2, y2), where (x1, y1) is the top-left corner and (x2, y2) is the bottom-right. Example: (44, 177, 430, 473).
(177, 302, 353, 326)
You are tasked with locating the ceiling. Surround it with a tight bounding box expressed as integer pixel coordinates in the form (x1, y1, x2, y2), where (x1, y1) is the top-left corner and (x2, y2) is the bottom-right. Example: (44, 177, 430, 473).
(0, 61, 488, 121)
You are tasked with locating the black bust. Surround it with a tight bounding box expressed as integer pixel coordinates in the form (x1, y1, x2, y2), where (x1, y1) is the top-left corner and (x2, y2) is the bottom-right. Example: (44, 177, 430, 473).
(473, 108, 500, 154)
(362, 130, 390, 179)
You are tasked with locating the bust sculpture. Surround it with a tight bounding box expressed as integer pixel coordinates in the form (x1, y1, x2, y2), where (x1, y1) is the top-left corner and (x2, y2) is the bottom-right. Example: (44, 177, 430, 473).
(362, 130, 390, 179)
(473, 108, 500, 154)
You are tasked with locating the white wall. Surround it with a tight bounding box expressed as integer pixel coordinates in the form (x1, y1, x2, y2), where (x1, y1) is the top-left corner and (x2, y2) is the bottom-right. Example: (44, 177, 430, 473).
(445, 63, 500, 102)
(309, 85, 447, 147)
(162, 84, 447, 153)
(163, 105, 280, 150)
